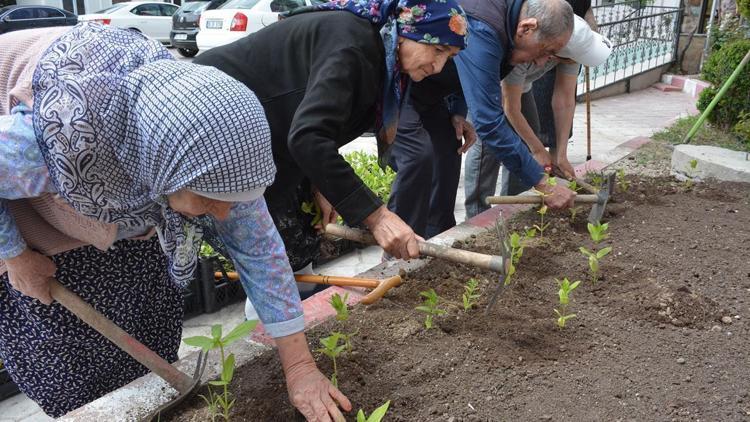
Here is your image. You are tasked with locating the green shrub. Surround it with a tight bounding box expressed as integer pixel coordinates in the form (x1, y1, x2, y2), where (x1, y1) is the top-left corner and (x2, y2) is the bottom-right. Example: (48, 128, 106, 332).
(734, 112, 750, 144)
(708, 16, 746, 53)
(343, 151, 397, 203)
(698, 39, 750, 129)
(739, 0, 750, 20)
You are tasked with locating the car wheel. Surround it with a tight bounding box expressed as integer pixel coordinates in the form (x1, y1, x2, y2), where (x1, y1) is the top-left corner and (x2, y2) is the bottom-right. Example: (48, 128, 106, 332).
(177, 48, 199, 58)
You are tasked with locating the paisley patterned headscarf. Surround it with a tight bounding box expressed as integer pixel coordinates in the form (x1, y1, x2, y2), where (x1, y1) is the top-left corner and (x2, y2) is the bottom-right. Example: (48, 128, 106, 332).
(32, 23, 276, 287)
(285, 0, 467, 164)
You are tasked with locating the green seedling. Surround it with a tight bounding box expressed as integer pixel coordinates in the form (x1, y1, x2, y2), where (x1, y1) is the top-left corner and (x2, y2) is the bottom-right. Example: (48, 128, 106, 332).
(328, 293, 357, 354)
(554, 277, 581, 328)
(462, 278, 481, 312)
(534, 204, 550, 238)
(580, 246, 613, 283)
(415, 288, 446, 329)
(590, 172, 605, 189)
(357, 401, 391, 422)
(616, 169, 630, 192)
(568, 180, 581, 193)
(330, 292, 349, 322)
(183, 320, 258, 421)
(684, 159, 699, 189)
(502, 229, 536, 286)
(587, 222, 609, 244)
(301, 201, 323, 227)
(317, 333, 346, 388)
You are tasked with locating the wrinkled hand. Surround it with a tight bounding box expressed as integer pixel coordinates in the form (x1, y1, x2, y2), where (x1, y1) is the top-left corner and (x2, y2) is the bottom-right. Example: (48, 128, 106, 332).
(451, 115, 477, 154)
(531, 147, 553, 170)
(553, 154, 576, 180)
(286, 362, 351, 422)
(312, 187, 338, 234)
(363, 206, 421, 260)
(5, 248, 56, 304)
(535, 176, 576, 210)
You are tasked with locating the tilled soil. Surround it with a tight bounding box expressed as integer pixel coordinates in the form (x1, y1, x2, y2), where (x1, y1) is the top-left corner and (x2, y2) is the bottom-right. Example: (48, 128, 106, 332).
(169, 175, 750, 422)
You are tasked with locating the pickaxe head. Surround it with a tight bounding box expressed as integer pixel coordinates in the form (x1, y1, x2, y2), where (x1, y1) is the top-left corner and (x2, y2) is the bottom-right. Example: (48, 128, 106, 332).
(587, 173, 614, 224)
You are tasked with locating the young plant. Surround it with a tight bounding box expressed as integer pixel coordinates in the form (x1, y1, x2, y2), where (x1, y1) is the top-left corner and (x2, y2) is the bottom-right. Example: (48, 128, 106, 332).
(317, 333, 346, 388)
(590, 172, 605, 189)
(568, 180, 581, 193)
(301, 201, 323, 227)
(587, 222, 609, 244)
(462, 278, 481, 312)
(415, 288, 446, 329)
(554, 278, 581, 328)
(684, 159, 699, 189)
(328, 293, 357, 354)
(183, 320, 259, 421)
(357, 401, 391, 422)
(616, 169, 630, 192)
(330, 292, 349, 321)
(502, 229, 536, 286)
(579, 246, 612, 283)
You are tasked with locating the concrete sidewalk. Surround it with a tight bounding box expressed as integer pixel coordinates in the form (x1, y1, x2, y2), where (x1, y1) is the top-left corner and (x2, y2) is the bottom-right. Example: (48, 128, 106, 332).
(0, 87, 697, 422)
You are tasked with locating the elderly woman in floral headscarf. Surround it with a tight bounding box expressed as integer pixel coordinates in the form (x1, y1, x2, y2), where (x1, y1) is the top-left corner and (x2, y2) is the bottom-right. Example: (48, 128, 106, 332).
(0, 23, 354, 421)
(195, 0, 468, 281)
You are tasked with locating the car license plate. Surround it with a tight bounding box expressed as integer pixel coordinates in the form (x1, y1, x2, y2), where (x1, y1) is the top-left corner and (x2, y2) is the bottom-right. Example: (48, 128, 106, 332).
(206, 19, 222, 29)
(174, 33, 188, 40)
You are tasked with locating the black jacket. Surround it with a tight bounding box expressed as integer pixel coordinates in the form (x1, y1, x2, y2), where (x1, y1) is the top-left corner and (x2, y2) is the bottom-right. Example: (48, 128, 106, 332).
(195, 11, 385, 225)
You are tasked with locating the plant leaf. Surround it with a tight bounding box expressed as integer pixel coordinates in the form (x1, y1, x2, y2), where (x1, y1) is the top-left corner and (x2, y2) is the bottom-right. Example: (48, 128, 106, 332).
(222, 353, 235, 383)
(597, 246, 613, 259)
(570, 280, 581, 290)
(209, 380, 228, 386)
(367, 400, 391, 422)
(183, 336, 215, 351)
(357, 410, 366, 422)
(211, 324, 222, 341)
(222, 320, 259, 345)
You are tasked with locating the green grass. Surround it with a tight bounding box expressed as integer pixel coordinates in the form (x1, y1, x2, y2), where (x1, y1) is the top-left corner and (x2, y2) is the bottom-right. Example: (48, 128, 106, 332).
(652, 115, 750, 152)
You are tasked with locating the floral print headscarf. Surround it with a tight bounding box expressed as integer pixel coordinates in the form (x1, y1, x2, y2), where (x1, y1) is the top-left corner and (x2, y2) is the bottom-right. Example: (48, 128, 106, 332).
(285, 0, 467, 165)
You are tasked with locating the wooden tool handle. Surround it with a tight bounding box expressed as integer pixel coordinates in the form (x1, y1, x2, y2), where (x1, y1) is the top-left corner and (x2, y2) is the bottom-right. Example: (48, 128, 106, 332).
(361, 275, 403, 305)
(325, 224, 505, 273)
(48, 279, 194, 394)
(215, 271, 381, 289)
(575, 178, 600, 195)
(294, 274, 379, 289)
(485, 194, 600, 205)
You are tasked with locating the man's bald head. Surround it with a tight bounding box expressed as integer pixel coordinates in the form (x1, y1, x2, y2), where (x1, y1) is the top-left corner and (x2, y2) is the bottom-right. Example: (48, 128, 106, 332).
(511, 0, 575, 65)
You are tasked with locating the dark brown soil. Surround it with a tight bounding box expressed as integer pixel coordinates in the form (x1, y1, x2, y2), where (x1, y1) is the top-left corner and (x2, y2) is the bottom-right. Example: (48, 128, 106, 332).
(169, 176, 750, 422)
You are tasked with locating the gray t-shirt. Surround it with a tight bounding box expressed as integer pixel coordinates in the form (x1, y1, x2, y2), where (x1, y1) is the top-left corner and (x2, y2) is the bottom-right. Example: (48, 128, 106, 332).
(503, 61, 580, 93)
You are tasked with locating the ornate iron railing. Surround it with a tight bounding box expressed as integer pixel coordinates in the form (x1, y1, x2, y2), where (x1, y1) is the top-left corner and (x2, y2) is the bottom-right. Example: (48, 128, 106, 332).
(578, 1, 682, 92)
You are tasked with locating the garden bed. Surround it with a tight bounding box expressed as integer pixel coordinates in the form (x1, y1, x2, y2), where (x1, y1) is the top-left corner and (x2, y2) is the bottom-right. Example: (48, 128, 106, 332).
(168, 172, 750, 421)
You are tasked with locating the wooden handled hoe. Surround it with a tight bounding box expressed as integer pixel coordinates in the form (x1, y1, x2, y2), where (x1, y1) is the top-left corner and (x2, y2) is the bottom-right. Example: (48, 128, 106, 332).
(48, 279, 207, 420)
(485, 173, 612, 225)
(215, 271, 403, 304)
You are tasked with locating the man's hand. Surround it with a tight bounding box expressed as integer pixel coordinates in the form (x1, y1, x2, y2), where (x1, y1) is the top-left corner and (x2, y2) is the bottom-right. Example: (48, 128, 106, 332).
(277, 333, 351, 421)
(5, 248, 56, 304)
(312, 187, 338, 233)
(363, 206, 421, 260)
(451, 115, 477, 154)
(553, 153, 576, 180)
(531, 147, 553, 170)
(534, 176, 576, 210)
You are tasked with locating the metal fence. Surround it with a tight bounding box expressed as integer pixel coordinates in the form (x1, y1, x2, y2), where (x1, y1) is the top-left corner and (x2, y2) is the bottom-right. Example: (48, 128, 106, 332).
(578, 1, 682, 92)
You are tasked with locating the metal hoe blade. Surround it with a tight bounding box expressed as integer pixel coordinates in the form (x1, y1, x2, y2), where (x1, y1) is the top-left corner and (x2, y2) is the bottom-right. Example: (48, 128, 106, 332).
(145, 350, 209, 421)
(485, 215, 511, 314)
(587, 173, 614, 224)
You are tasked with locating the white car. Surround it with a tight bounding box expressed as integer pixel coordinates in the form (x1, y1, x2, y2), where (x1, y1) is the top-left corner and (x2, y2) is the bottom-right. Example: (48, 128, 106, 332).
(79, 2, 179, 43)
(197, 0, 317, 51)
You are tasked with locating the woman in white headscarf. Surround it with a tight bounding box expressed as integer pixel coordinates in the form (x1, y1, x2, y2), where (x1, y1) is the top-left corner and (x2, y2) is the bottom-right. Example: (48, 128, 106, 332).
(0, 23, 349, 421)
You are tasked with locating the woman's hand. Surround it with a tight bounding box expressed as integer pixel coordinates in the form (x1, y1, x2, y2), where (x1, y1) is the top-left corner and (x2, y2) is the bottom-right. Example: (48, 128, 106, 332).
(276, 332, 352, 422)
(451, 115, 477, 154)
(4, 248, 56, 304)
(363, 206, 421, 260)
(312, 187, 338, 234)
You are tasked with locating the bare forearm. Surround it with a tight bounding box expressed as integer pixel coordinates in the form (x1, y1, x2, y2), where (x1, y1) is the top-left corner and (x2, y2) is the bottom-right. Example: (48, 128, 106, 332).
(276, 332, 317, 377)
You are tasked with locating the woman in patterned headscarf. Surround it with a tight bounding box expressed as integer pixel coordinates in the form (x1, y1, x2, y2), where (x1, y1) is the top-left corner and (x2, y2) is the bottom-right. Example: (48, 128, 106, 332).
(195, 0, 468, 277)
(0, 23, 349, 420)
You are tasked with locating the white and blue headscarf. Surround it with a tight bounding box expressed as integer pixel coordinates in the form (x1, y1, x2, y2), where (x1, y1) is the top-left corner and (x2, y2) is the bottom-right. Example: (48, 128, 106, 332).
(32, 23, 276, 286)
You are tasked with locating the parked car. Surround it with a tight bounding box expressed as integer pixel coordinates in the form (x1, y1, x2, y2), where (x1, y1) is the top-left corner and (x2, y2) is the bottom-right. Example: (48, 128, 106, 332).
(0, 5, 77, 34)
(170, 0, 228, 58)
(197, 0, 321, 51)
(78, 2, 179, 44)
